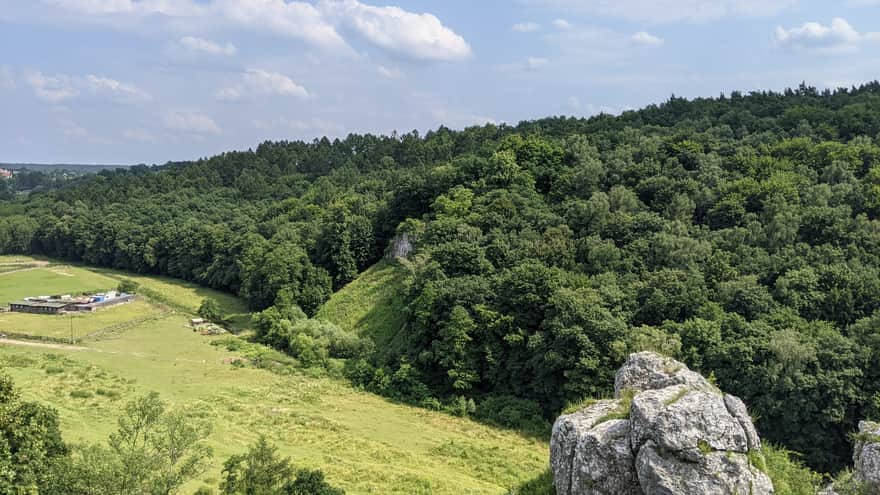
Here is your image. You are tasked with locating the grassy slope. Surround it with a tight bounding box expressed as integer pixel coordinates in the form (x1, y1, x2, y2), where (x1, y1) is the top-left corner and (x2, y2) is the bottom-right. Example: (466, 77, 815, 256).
(0, 258, 547, 494)
(315, 260, 410, 355)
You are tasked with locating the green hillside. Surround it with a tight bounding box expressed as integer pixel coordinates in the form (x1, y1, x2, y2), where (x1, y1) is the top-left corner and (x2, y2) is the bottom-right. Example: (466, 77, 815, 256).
(315, 260, 409, 355)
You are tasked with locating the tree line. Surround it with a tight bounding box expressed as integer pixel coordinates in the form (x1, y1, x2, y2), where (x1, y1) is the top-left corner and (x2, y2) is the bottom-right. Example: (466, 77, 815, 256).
(4, 82, 880, 472)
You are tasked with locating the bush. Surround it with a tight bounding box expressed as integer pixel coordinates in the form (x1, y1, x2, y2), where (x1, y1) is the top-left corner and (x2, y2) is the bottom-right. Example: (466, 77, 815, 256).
(198, 299, 223, 323)
(506, 469, 555, 495)
(475, 395, 549, 435)
(69, 389, 93, 399)
(762, 444, 823, 495)
(117, 279, 140, 294)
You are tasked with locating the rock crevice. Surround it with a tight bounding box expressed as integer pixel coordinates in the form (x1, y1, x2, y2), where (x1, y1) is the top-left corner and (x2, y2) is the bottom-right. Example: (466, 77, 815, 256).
(551, 352, 773, 495)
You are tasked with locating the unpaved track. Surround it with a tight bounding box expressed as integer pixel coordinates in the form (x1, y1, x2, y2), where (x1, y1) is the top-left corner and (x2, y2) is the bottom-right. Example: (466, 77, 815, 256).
(0, 338, 87, 351)
(0, 337, 208, 364)
(0, 260, 51, 276)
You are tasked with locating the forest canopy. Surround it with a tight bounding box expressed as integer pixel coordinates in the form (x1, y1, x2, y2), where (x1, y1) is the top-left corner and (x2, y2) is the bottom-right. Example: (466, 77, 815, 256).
(4, 82, 880, 472)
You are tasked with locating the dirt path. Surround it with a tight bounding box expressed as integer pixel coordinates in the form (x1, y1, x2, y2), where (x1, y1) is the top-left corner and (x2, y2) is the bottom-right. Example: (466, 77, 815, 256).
(0, 338, 87, 351)
(0, 337, 208, 364)
(0, 260, 51, 277)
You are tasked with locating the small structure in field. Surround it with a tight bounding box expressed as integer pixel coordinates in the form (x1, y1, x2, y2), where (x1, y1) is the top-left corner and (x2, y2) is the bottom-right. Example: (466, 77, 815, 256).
(8, 290, 135, 314)
(9, 299, 73, 314)
(189, 318, 225, 335)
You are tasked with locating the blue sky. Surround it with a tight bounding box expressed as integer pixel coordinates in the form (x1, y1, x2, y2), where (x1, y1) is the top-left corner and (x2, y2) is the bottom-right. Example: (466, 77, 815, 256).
(2, 0, 880, 164)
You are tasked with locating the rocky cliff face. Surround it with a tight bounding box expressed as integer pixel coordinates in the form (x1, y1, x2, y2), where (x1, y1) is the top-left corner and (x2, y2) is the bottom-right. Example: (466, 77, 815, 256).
(551, 352, 773, 495)
(386, 232, 413, 260)
(854, 421, 880, 492)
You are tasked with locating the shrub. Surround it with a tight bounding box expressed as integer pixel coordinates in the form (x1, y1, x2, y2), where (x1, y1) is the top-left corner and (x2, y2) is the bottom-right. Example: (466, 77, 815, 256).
(475, 395, 549, 435)
(117, 279, 140, 294)
(762, 444, 823, 495)
(198, 299, 223, 323)
(69, 389, 93, 399)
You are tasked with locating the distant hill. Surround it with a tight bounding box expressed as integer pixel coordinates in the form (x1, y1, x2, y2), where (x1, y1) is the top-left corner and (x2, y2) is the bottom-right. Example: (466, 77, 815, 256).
(2, 163, 131, 173)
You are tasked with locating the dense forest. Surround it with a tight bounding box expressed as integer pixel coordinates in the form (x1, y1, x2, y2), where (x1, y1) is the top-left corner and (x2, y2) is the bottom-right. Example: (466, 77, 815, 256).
(4, 82, 880, 473)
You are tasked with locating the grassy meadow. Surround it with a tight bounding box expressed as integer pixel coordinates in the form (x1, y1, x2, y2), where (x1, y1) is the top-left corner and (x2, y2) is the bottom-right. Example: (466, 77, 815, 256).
(0, 257, 548, 494)
(316, 260, 410, 356)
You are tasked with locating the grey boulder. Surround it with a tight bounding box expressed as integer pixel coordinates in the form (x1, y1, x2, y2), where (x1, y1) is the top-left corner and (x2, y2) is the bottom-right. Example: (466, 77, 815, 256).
(551, 352, 773, 495)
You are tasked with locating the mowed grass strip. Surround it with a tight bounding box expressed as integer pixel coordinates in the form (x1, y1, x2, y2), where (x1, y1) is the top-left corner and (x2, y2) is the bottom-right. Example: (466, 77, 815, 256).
(0, 264, 116, 302)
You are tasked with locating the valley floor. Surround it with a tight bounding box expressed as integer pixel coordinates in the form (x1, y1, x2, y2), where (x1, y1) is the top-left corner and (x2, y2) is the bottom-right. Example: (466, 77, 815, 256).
(0, 259, 547, 494)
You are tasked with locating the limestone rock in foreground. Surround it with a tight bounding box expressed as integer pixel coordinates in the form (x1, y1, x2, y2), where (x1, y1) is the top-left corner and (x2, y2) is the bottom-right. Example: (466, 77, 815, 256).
(551, 352, 773, 495)
(614, 351, 715, 397)
(551, 400, 640, 495)
(855, 420, 880, 491)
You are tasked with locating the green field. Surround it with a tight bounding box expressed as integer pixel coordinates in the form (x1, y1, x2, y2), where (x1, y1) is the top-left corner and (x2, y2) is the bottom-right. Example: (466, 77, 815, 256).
(0, 264, 113, 302)
(0, 258, 548, 494)
(0, 300, 164, 340)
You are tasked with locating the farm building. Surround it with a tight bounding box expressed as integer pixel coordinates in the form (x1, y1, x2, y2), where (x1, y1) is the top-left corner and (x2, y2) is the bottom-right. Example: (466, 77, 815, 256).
(8, 291, 135, 314)
(9, 299, 73, 314)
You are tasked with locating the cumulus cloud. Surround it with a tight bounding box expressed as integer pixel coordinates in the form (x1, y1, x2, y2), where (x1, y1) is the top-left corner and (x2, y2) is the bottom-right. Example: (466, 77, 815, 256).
(220, 0, 348, 51)
(322, 0, 472, 61)
(45, 0, 471, 62)
(775, 18, 880, 53)
(164, 111, 222, 134)
(25, 71, 150, 103)
(179, 36, 237, 56)
(85, 74, 151, 101)
(25, 71, 78, 102)
(218, 69, 309, 100)
(631, 31, 664, 45)
(377, 65, 403, 78)
(524, 0, 797, 23)
(244, 69, 309, 97)
(513, 22, 541, 32)
(552, 19, 572, 29)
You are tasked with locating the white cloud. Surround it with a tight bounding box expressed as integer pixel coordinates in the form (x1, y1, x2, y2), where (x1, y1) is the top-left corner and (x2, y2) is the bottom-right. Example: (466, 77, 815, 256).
(244, 69, 309, 97)
(552, 19, 572, 29)
(320, 0, 472, 61)
(25, 71, 78, 102)
(513, 22, 541, 32)
(631, 31, 664, 45)
(164, 111, 222, 134)
(26, 71, 150, 103)
(524, 0, 797, 23)
(179, 36, 237, 56)
(377, 65, 403, 78)
(220, 0, 348, 51)
(217, 69, 309, 100)
(85, 74, 151, 102)
(775, 18, 880, 53)
(215, 87, 242, 101)
(526, 56, 549, 70)
(567, 96, 581, 109)
(45, 0, 471, 62)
